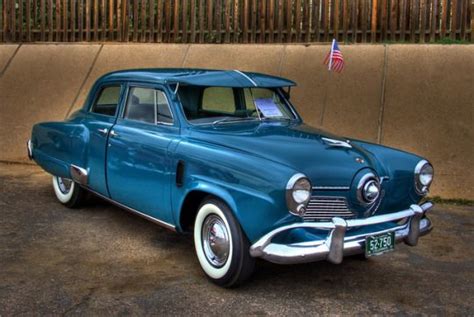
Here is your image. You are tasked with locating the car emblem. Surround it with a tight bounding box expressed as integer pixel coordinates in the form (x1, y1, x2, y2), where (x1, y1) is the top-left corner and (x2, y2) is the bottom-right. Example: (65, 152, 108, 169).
(355, 157, 365, 164)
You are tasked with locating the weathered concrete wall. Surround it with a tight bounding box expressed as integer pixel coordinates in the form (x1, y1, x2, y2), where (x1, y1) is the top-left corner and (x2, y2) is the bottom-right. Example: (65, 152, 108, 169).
(0, 43, 472, 199)
(382, 45, 474, 201)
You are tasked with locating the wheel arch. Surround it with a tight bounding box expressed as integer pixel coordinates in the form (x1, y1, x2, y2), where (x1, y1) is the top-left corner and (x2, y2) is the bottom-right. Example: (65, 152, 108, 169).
(176, 185, 239, 233)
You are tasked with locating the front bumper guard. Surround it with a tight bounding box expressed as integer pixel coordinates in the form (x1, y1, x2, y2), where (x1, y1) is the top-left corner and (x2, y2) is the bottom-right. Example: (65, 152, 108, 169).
(250, 202, 434, 265)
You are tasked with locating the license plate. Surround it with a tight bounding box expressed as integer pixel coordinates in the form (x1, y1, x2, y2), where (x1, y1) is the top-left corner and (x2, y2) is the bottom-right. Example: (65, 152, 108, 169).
(365, 231, 395, 257)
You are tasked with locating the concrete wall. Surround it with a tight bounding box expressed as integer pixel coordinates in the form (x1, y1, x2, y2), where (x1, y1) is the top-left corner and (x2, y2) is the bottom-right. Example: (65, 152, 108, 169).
(0, 43, 472, 199)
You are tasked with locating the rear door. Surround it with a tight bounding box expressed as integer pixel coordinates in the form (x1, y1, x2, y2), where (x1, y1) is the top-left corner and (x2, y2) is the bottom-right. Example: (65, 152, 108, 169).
(83, 83, 124, 196)
(106, 84, 180, 225)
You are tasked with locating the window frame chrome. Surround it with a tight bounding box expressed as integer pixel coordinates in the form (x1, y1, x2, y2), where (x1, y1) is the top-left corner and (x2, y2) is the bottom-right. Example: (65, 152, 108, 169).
(122, 84, 176, 127)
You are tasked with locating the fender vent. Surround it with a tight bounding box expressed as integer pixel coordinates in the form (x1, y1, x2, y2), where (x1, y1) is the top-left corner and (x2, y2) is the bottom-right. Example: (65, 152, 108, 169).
(176, 160, 185, 187)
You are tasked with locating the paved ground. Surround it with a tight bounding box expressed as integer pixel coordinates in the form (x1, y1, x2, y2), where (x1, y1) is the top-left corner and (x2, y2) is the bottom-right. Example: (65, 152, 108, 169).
(1, 163, 473, 315)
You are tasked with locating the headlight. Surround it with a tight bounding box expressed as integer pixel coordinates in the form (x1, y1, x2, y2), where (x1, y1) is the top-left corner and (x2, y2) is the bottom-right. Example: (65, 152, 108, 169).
(415, 160, 434, 195)
(286, 173, 312, 216)
(357, 173, 381, 205)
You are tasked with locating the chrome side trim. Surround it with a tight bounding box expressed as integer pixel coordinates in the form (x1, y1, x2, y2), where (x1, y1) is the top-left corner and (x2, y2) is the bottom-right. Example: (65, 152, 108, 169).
(27, 139, 33, 160)
(233, 70, 258, 87)
(70, 164, 88, 185)
(250, 201, 434, 265)
(85, 187, 176, 232)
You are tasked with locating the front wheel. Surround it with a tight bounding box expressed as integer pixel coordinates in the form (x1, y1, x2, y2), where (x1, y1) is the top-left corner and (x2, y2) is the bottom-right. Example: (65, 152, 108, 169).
(52, 176, 87, 208)
(194, 197, 255, 287)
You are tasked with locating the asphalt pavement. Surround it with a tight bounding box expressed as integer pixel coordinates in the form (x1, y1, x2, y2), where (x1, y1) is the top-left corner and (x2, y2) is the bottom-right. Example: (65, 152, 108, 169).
(1, 163, 473, 315)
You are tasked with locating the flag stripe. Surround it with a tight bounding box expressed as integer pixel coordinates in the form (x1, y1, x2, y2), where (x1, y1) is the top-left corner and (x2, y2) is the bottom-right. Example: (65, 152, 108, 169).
(323, 39, 345, 73)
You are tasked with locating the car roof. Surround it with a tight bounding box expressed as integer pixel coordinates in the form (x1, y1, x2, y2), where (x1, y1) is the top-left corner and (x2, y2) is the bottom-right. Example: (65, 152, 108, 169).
(99, 68, 296, 88)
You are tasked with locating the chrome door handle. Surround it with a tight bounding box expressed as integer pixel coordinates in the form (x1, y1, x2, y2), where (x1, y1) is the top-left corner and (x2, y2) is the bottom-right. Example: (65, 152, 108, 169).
(97, 128, 108, 135)
(110, 130, 119, 137)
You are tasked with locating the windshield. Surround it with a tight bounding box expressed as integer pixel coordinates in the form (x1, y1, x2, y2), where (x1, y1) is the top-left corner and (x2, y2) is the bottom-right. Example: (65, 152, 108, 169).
(177, 86, 296, 124)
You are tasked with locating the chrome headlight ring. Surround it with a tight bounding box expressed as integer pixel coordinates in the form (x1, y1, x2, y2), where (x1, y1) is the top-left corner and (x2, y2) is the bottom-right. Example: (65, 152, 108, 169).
(414, 160, 434, 195)
(357, 172, 381, 205)
(286, 173, 312, 216)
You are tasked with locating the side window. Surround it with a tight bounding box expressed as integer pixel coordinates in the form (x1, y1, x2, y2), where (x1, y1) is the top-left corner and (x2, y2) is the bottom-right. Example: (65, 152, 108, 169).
(201, 87, 236, 114)
(91, 86, 121, 116)
(124, 87, 173, 125)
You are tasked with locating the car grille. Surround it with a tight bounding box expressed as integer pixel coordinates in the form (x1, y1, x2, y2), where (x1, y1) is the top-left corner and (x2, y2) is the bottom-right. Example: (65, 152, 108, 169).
(303, 196, 356, 222)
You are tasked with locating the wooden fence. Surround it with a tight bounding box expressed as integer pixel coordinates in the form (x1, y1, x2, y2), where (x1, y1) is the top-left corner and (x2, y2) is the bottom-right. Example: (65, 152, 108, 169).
(1, 0, 472, 43)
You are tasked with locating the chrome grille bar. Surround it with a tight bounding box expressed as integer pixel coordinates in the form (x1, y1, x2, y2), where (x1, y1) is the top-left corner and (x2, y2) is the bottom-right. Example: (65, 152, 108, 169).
(303, 196, 356, 222)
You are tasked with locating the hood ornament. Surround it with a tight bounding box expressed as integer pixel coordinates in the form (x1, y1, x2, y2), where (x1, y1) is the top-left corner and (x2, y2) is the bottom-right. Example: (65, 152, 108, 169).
(321, 137, 352, 149)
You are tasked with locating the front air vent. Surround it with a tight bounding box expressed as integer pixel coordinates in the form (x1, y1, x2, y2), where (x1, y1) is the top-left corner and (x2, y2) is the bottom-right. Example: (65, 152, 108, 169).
(176, 160, 185, 187)
(303, 196, 356, 222)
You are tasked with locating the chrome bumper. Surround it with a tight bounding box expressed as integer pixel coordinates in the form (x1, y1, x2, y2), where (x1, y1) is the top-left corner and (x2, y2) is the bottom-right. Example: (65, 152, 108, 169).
(249, 202, 434, 265)
(27, 139, 33, 160)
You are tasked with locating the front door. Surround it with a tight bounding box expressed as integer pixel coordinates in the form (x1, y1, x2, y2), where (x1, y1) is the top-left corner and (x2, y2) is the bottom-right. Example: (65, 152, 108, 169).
(106, 85, 179, 225)
(83, 84, 123, 196)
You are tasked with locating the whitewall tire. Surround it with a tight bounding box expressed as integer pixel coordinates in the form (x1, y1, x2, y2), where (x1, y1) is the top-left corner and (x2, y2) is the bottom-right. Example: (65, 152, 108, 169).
(52, 176, 87, 208)
(194, 197, 255, 287)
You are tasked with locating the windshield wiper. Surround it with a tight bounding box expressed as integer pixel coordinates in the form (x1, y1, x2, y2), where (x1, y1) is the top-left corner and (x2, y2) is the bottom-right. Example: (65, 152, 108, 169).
(212, 117, 259, 126)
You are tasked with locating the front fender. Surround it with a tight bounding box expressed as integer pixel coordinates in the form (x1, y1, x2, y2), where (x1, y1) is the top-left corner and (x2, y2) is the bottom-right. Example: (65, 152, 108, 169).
(171, 139, 300, 242)
(352, 140, 427, 211)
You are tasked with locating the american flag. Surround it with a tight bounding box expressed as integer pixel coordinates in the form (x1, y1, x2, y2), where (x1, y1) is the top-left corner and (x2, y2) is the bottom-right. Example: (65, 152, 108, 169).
(324, 39, 345, 73)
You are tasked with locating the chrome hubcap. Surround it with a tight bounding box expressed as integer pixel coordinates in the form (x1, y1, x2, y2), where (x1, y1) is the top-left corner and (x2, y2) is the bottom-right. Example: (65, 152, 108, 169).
(57, 177, 73, 194)
(201, 215, 230, 268)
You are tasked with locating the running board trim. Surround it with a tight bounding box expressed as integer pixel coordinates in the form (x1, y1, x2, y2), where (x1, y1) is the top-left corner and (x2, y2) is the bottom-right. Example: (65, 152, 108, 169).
(84, 187, 176, 232)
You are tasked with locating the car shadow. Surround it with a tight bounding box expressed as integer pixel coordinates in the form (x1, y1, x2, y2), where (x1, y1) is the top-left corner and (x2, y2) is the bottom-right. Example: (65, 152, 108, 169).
(82, 193, 415, 294)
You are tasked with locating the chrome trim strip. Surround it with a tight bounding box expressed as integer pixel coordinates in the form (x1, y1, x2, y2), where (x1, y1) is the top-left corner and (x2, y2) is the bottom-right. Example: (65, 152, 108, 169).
(249, 202, 433, 264)
(312, 186, 350, 190)
(233, 70, 258, 87)
(85, 187, 176, 231)
(70, 164, 88, 185)
(321, 137, 352, 148)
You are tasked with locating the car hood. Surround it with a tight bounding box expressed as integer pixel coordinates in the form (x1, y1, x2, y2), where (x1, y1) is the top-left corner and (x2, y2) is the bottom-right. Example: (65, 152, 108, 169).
(188, 121, 380, 187)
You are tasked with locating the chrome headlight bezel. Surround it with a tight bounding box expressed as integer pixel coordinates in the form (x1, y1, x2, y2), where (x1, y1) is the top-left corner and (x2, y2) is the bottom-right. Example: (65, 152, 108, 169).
(357, 172, 381, 205)
(414, 160, 434, 195)
(286, 173, 312, 216)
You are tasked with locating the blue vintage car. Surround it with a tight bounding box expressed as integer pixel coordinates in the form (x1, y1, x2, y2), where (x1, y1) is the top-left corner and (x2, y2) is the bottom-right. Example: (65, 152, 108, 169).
(28, 69, 434, 287)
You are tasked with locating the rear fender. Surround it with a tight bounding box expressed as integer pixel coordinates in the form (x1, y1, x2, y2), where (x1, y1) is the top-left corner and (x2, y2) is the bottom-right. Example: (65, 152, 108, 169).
(31, 122, 89, 178)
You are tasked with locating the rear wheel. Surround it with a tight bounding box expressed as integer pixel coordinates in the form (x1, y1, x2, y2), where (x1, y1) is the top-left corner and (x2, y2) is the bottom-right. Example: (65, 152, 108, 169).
(194, 197, 255, 287)
(52, 176, 87, 208)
